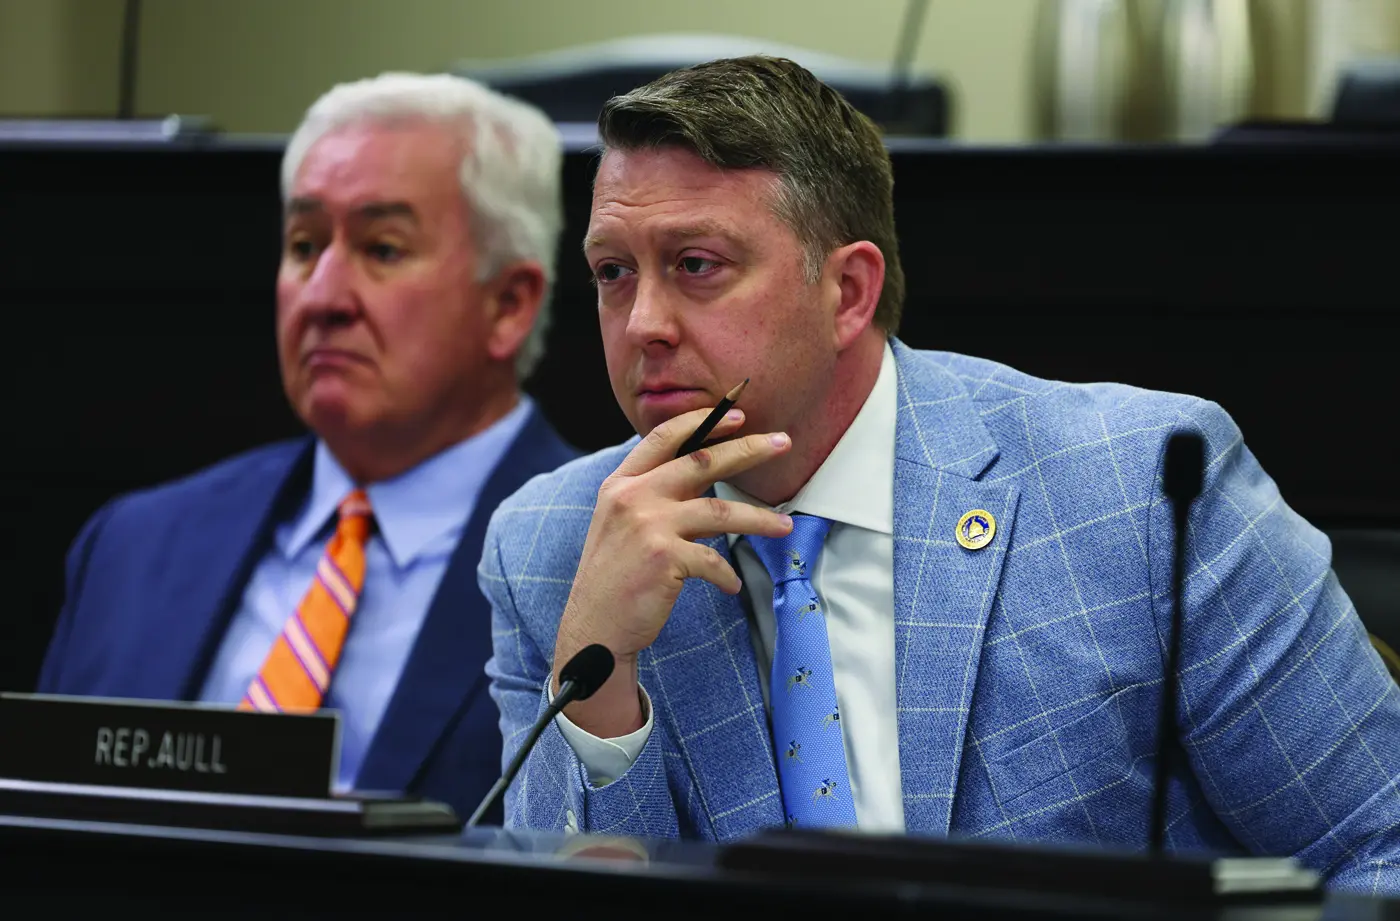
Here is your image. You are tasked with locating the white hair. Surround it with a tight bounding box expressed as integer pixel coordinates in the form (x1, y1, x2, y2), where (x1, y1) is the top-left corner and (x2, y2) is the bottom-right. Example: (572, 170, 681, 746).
(281, 72, 564, 380)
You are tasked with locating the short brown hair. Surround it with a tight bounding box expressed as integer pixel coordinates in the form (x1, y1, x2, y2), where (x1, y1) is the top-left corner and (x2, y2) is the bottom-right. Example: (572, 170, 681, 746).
(598, 56, 904, 334)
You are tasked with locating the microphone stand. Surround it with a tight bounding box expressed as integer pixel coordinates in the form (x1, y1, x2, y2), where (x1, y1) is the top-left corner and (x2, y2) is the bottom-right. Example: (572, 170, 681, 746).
(467, 644, 615, 828)
(1149, 432, 1203, 852)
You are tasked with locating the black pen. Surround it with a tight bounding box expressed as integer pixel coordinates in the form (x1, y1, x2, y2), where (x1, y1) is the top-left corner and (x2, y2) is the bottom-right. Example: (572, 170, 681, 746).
(675, 379, 749, 458)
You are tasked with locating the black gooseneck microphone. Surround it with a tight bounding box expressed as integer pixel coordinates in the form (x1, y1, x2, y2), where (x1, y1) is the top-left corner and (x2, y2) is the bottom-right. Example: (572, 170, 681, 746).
(1148, 433, 1205, 855)
(466, 643, 616, 828)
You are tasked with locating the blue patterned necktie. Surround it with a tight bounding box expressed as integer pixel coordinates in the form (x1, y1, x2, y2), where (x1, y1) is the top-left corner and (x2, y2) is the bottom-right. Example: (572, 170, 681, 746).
(749, 514, 857, 829)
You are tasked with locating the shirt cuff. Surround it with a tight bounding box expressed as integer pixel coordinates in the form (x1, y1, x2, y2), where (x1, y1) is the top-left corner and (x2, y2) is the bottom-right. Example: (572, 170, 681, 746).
(550, 682, 654, 787)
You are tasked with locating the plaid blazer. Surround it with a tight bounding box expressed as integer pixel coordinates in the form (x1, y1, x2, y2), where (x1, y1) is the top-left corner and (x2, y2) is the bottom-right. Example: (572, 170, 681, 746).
(482, 339, 1400, 894)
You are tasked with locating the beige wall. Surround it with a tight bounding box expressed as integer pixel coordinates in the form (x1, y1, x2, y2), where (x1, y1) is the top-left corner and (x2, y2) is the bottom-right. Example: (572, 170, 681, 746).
(133, 0, 1040, 140)
(3, 0, 1397, 140)
(0, 0, 123, 116)
(0, 0, 1040, 140)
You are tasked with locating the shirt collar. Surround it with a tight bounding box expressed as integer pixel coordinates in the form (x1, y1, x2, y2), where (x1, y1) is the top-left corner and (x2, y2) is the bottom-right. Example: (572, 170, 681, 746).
(714, 341, 896, 539)
(283, 396, 535, 567)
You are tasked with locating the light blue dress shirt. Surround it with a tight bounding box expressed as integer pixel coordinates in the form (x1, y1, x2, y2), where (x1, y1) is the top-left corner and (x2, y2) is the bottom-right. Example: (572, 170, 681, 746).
(198, 397, 534, 789)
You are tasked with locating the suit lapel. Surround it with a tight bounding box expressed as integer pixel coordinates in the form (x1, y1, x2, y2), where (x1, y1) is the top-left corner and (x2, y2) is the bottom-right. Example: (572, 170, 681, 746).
(155, 441, 314, 700)
(357, 407, 575, 793)
(644, 534, 784, 838)
(889, 341, 1019, 835)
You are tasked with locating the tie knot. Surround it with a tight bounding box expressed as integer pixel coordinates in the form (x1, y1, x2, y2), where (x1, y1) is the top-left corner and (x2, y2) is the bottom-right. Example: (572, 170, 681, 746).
(337, 489, 373, 540)
(748, 513, 832, 586)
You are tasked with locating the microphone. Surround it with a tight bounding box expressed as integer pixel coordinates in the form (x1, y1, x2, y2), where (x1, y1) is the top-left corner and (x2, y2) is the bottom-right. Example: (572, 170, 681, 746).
(1148, 433, 1204, 855)
(466, 643, 616, 828)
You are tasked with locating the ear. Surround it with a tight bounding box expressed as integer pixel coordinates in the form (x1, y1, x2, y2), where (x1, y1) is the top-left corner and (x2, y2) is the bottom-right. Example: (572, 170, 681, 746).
(826, 241, 884, 351)
(484, 261, 547, 364)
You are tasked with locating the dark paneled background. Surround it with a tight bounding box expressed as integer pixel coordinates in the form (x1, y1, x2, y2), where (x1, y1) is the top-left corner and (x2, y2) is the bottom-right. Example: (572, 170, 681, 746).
(1, 139, 1395, 692)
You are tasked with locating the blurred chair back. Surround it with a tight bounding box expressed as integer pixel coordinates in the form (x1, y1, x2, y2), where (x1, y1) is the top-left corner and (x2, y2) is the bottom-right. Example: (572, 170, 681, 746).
(1211, 56, 1400, 147)
(451, 33, 949, 136)
(1332, 58, 1400, 128)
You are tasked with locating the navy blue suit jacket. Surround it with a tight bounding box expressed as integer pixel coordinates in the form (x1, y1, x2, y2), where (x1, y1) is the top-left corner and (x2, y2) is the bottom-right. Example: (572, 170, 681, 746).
(38, 405, 577, 824)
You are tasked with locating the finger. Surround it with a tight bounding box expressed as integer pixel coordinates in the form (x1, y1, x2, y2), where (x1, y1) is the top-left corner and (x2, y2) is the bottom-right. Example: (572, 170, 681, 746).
(656, 431, 791, 495)
(672, 496, 794, 541)
(673, 538, 744, 595)
(616, 406, 747, 477)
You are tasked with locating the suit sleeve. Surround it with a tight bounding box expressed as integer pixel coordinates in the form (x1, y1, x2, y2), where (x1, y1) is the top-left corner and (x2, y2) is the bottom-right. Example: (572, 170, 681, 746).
(479, 512, 681, 838)
(36, 499, 120, 692)
(1155, 399, 1400, 894)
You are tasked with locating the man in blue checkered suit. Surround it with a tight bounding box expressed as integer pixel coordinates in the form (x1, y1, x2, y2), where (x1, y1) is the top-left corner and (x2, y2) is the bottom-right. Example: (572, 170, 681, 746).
(480, 57, 1400, 893)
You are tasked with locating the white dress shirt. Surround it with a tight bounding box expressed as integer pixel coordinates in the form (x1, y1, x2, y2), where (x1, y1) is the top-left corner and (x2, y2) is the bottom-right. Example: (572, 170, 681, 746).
(555, 344, 906, 832)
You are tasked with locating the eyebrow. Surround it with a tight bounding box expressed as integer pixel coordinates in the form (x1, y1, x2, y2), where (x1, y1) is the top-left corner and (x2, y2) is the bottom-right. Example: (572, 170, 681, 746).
(286, 198, 419, 222)
(582, 219, 744, 253)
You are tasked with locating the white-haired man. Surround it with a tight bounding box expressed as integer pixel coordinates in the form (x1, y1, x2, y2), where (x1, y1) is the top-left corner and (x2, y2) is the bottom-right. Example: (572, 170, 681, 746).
(38, 73, 577, 824)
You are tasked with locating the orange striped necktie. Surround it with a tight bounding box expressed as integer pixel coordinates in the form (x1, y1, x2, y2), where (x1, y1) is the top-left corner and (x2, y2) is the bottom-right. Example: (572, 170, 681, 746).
(239, 489, 373, 713)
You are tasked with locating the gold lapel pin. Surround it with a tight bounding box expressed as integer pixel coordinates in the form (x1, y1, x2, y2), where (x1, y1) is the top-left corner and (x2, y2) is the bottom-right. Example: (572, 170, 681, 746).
(956, 509, 997, 551)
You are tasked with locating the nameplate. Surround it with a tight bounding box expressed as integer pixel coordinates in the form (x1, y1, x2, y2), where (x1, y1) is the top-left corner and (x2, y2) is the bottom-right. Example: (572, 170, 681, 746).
(0, 694, 339, 799)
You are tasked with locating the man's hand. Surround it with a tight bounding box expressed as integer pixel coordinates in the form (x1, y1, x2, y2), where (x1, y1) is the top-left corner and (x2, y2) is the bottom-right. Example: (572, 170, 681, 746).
(553, 406, 793, 738)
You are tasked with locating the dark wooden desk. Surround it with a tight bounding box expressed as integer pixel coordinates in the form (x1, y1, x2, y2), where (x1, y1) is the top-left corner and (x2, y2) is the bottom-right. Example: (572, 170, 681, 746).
(0, 814, 1395, 920)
